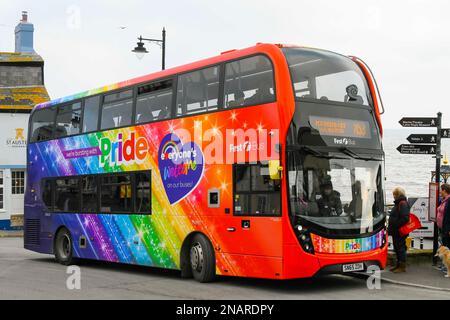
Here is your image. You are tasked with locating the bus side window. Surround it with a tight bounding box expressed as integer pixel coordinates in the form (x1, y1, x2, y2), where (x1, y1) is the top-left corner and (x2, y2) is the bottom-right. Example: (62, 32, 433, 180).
(135, 80, 173, 124)
(100, 174, 133, 213)
(30, 108, 56, 142)
(224, 55, 275, 109)
(176, 66, 220, 116)
(81, 176, 98, 213)
(41, 179, 54, 211)
(135, 171, 151, 214)
(100, 90, 133, 130)
(54, 178, 80, 212)
(233, 163, 281, 216)
(82, 96, 100, 133)
(55, 102, 82, 138)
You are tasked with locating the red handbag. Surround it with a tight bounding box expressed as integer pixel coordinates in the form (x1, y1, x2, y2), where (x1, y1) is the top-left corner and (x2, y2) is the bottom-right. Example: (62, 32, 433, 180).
(399, 213, 422, 237)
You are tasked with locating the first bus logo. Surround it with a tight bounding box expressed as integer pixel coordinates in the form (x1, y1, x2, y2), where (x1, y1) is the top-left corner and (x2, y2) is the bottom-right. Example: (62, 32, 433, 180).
(99, 132, 149, 167)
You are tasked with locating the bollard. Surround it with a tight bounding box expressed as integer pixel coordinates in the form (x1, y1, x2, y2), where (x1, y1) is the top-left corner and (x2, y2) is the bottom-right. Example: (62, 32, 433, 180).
(406, 237, 412, 250)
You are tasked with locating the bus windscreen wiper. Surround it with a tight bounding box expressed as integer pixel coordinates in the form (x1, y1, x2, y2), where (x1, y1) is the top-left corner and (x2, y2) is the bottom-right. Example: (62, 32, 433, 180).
(338, 147, 383, 161)
(301, 146, 330, 158)
(287, 145, 347, 159)
(287, 145, 330, 158)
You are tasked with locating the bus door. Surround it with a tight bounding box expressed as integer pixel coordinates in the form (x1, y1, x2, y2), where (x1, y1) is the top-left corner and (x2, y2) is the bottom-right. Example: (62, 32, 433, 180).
(221, 162, 282, 257)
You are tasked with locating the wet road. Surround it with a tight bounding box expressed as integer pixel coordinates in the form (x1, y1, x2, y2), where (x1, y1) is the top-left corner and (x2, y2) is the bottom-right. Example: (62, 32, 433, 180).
(0, 237, 448, 300)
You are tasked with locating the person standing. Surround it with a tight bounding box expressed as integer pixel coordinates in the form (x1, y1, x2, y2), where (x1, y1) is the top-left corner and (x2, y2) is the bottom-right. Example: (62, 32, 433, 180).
(388, 187, 410, 273)
(438, 184, 450, 248)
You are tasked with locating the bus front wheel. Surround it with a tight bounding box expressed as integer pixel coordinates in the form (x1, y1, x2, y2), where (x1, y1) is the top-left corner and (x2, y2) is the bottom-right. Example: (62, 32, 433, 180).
(189, 234, 216, 283)
(54, 228, 75, 266)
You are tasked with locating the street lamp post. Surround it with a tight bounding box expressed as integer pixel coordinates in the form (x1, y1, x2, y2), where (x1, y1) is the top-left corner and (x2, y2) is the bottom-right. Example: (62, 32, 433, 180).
(132, 27, 166, 70)
(431, 154, 450, 183)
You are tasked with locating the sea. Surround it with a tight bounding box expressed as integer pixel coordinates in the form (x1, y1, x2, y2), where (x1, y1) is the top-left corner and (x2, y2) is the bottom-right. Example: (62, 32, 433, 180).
(384, 128, 450, 204)
(383, 129, 449, 248)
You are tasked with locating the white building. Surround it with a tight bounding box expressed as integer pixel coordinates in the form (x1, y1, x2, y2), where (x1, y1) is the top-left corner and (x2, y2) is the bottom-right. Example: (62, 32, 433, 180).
(0, 12, 50, 229)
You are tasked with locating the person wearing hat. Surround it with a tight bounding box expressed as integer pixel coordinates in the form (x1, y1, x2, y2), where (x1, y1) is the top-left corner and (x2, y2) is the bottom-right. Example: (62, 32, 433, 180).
(388, 187, 410, 273)
(317, 177, 343, 217)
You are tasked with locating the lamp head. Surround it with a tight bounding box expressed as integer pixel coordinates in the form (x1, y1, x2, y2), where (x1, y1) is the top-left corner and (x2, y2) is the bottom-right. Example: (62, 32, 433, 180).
(132, 39, 148, 60)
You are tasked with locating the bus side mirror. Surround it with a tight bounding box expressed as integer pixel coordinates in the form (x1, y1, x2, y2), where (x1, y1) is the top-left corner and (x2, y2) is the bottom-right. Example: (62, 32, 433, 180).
(268, 160, 282, 180)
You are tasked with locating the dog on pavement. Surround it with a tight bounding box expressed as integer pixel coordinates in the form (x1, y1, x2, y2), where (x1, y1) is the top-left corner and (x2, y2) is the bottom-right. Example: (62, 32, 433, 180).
(435, 246, 450, 278)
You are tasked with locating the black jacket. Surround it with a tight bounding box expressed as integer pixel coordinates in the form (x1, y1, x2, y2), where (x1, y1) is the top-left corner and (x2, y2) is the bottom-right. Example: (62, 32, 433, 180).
(388, 196, 410, 237)
(443, 200, 450, 236)
(318, 191, 343, 216)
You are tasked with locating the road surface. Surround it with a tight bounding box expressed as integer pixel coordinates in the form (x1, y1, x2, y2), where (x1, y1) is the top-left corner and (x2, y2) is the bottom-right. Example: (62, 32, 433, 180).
(0, 238, 448, 299)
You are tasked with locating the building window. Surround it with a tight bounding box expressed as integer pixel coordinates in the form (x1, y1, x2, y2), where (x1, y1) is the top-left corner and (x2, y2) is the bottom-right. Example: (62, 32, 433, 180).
(233, 163, 281, 216)
(11, 170, 25, 195)
(0, 171, 3, 210)
(224, 55, 275, 108)
(176, 66, 220, 116)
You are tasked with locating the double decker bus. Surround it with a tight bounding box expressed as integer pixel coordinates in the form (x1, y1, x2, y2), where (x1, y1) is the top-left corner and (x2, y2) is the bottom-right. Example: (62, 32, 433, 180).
(24, 43, 387, 282)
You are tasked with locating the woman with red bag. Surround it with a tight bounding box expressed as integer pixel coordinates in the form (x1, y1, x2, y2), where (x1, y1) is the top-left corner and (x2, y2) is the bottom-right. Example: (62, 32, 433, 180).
(388, 187, 410, 273)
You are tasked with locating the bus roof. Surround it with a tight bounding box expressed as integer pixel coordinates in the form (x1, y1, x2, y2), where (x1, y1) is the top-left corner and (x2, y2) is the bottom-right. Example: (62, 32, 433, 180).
(33, 43, 300, 112)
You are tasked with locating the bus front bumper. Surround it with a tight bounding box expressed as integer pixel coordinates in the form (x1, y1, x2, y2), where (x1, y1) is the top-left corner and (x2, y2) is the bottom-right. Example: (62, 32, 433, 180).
(283, 243, 388, 279)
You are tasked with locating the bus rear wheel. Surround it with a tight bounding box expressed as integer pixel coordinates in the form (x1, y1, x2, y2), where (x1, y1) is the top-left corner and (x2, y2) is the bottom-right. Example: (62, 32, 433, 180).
(55, 228, 75, 266)
(189, 234, 216, 283)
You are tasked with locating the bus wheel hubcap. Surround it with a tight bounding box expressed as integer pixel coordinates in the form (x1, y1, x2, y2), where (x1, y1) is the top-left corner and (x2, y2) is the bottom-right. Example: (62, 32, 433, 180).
(61, 235, 71, 258)
(190, 243, 204, 272)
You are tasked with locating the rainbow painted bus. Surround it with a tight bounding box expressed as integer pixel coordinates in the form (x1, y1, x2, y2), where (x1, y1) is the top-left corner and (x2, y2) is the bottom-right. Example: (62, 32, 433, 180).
(24, 43, 387, 282)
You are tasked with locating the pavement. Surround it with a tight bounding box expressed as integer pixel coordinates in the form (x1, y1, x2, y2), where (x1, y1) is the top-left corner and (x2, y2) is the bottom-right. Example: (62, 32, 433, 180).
(0, 230, 23, 238)
(371, 260, 450, 292)
(1, 237, 450, 299)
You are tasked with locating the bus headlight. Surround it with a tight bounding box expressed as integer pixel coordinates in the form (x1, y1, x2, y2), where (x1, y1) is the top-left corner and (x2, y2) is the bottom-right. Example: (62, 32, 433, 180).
(294, 225, 314, 254)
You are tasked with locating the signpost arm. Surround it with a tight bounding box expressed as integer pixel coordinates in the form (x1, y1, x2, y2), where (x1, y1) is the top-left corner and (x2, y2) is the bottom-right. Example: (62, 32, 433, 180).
(432, 112, 442, 265)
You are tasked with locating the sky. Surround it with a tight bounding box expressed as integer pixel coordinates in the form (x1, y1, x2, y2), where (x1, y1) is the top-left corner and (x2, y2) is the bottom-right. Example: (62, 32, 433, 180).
(1, 0, 450, 129)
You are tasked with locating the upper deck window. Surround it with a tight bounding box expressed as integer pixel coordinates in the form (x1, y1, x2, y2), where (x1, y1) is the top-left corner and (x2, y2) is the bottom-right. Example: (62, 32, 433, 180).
(55, 102, 82, 138)
(136, 80, 172, 124)
(30, 108, 56, 143)
(176, 66, 220, 116)
(224, 55, 275, 108)
(283, 48, 372, 107)
(82, 96, 101, 133)
(101, 89, 133, 130)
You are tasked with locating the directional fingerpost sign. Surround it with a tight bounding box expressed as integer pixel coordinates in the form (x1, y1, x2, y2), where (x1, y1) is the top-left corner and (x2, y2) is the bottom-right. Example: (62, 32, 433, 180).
(399, 117, 438, 127)
(407, 134, 437, 144)
(398, 112, 447, 261)
(441, 128, 450, 138)
(397, 144, 436, 155)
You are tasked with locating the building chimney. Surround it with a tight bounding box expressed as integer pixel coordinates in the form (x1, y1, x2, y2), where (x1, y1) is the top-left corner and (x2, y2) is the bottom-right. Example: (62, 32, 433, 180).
(15, 11, 35, 53)
(21, 11, 28, 22)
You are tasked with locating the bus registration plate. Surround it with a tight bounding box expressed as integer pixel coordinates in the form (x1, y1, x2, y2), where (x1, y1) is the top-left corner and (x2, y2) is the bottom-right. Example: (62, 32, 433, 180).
(342, 263, 364, 273)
